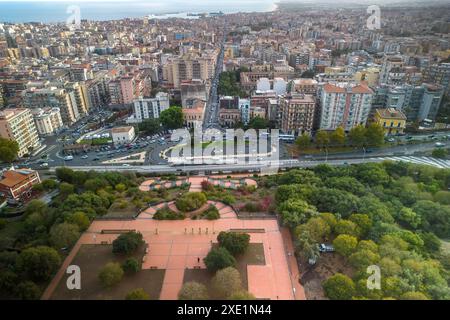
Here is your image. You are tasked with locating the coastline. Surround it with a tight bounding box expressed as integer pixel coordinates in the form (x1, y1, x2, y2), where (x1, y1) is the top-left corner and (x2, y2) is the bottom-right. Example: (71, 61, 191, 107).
(0, 1, 279, 23)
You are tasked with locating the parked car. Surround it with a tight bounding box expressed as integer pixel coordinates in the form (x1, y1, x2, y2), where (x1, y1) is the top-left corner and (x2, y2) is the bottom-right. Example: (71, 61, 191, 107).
(319, 244, 335, 253)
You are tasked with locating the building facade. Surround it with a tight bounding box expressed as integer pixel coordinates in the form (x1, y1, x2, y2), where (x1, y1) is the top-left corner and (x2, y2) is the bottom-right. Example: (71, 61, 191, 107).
(0, 108, 41, 157)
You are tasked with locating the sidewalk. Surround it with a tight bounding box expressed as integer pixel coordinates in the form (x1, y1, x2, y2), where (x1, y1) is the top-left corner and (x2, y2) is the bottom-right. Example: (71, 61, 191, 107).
(281, 227, 306, 300)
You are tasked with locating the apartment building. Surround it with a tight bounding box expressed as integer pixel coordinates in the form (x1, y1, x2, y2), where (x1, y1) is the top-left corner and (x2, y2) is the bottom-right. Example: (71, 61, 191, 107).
(218, 96, 241, 127)
(280, 93, 316, 135)
(289, 78, 318, 95)
(31, 107, 63, 136)
(182, 99, 206, 128)
(180, 80, 208, 108)
(128, 92, 170, 123)
(22, 87, 78, 126)
(318, 83, 374, 131)
(423, 63, 450, 95)
(0, 168, 41, 203)
(162, 51, 217, 88)
(0, 108, 41, 157)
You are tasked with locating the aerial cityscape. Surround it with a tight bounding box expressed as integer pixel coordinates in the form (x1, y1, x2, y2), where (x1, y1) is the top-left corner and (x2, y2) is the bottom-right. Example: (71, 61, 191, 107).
(0, 0, 449, 303)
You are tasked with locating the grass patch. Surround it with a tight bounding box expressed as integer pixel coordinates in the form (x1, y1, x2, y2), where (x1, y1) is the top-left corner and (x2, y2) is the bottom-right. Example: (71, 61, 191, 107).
(183, 243, 265, 299)
(50, 244, 165, 300)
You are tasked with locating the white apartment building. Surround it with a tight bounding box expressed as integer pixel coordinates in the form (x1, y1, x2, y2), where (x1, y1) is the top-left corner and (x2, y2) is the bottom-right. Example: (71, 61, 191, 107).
(128, 92, 170, 124)
(31, 107, 63, 136)
(0, 108, 41, 157)
(319, 83, 374, 131)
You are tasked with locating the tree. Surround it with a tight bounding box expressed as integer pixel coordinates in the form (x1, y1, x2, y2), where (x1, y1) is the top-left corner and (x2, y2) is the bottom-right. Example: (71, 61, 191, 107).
(112, 231, 144, 255)
(247, 116, 269, 129)
(17, 246, 61, 281)
(16, 281, 41, 300)
(229, 290, 256, 300)
(315, 130, 330, 148)
(334, 220, 360, 237)
(434, 191, 450, 205)
(397, 207, 421, 229)
(309, 188, 359, 218)
(212, 267, 242, 299)
(59, 182, 75, 197)
(295, 133, 311, 150)
(160, 106, 183, 129)
(349, 214, 372, 236)
(348, 125, 367, 147)
(333, 235, 358, 257)
(98, 262, 124, 287)
(296, 230, 320, 262)
(126, 288, 150, 300)
(49, 222, 80, 249)
(0, 137, 19, 163)
(204, 247, 236, 272)
(278, 199, 318, 228)
(139, 118, 161, 135)
(42, 179, 58, 190)
(296, 217, 331, 243)
(323, 273, 355, 300)
(66, 211, 90, 231)
(217, 232, 250, 256)
(178, 281, 209, 300)
(330, 127, 346, 146)
(431, 148, 447, 159)
(365, 123, 385, 147)
(400, 291, 429, 300)
(349, 249, 380, 269)
(122, 258, 141, 274)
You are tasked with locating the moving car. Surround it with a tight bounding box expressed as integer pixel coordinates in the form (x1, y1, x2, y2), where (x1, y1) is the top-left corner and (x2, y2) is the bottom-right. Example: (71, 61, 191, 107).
(63, 155, 74, 161)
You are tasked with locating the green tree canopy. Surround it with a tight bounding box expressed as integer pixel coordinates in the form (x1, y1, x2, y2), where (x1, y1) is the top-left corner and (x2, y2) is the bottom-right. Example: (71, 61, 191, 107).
(126, 288, 150, 300)
(178, 281, 209, 300)
(204, 247, 236, 272)
(112, 231, 144, 255)
(160, 106, 184, 130)
(217, 232, 250, 256)
(17, 246, 61, 281)
(333, 234, 358, 257)
(49, 222, 80, 249)
(0, 137, 19, 163)
(98, 262, 124, 287)
(212, 267, 242, 299)
(323, 273, 356, 300)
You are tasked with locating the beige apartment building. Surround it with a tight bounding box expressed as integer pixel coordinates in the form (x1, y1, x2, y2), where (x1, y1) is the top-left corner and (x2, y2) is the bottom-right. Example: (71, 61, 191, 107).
(31, 107, 63, 136)
(0, 108, 41, 157)
(182, 99, 206, 128)
(280, 94, 316, 135)
(163, 51, 217, 88)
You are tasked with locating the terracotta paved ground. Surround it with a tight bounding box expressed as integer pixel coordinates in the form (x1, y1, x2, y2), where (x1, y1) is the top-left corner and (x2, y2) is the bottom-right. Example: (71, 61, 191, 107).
(43, 176, 304, 300)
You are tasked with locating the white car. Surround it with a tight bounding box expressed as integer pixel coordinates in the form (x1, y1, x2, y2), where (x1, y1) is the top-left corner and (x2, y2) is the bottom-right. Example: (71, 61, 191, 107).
(122, 164, 131, 167)
(63, 155, 74, 161)
(81, 155, 89, 159)
(435, 142, 446, 148)
(40, 162, 49, 168)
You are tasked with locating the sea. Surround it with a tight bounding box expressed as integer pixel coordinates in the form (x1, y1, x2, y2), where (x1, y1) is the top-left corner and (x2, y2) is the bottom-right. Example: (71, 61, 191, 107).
(0, 0, 278, 23)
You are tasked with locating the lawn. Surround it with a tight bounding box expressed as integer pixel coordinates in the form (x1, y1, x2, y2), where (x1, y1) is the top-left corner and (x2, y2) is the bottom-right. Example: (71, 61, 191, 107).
(50, 244, 165, 300)
(182, 243, 265, 299)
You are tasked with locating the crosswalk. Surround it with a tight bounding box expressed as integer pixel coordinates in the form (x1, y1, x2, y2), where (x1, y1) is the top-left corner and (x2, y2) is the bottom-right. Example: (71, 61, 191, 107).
(374, 156, 450, 169)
